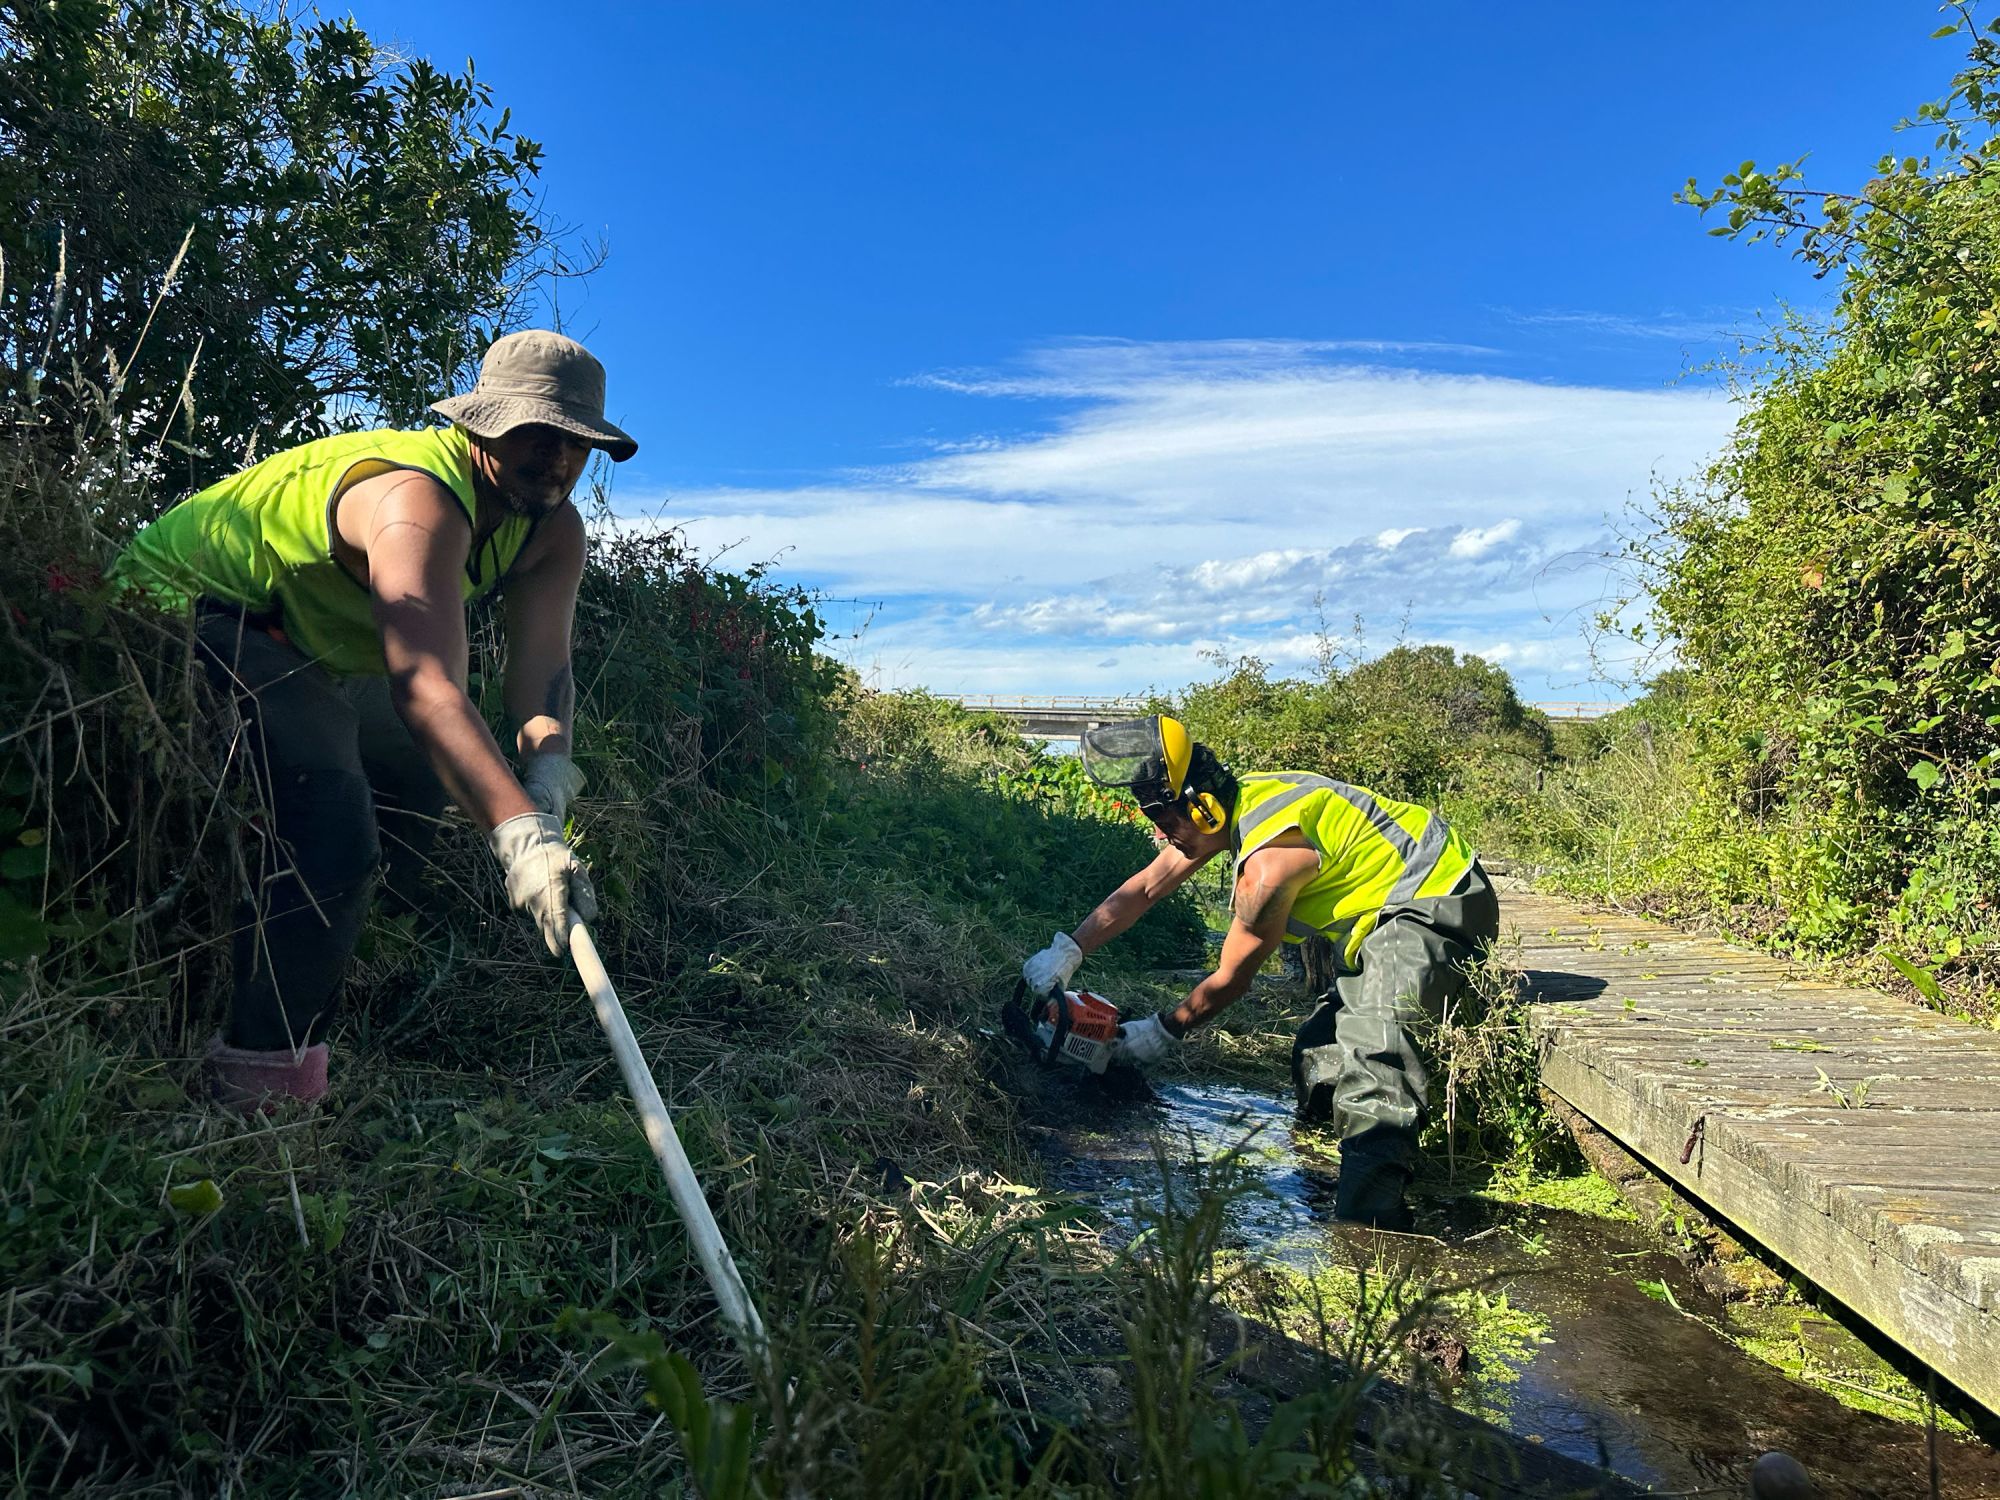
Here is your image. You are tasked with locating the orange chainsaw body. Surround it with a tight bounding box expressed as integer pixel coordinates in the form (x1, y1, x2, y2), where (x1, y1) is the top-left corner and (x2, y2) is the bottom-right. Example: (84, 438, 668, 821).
(1037, 989, 1119, 1072)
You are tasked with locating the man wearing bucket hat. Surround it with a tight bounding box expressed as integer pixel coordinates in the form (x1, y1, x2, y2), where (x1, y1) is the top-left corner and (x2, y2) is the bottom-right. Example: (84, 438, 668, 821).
(1020, 715, 1499, 1231)
(116, 331, 637, 1108)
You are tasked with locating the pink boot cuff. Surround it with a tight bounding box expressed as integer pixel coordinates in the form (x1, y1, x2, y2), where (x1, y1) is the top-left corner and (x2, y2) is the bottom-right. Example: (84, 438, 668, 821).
(204, 1033, 330, 1111)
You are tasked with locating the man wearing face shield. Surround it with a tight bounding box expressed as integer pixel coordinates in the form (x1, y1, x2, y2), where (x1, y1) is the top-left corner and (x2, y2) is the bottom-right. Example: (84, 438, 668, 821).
(1020, 716, 1499, 1230)
(115, 331, 632, 1108)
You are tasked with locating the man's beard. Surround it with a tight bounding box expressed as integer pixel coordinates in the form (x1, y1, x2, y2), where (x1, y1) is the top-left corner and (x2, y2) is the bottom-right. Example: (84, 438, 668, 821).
(495, 466, 570, 515)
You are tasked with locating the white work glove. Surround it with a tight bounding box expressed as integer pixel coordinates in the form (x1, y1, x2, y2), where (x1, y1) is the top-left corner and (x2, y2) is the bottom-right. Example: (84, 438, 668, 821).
(490, 812, 598, 955)
(1111, 1013, 1179, 1067)
(1022, 931, 1084, 994)
(520, 753, 585, 824)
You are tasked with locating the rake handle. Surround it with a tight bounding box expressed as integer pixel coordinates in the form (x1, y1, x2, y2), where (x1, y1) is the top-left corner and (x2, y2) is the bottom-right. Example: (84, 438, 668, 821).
(568, 919, 769, 1362)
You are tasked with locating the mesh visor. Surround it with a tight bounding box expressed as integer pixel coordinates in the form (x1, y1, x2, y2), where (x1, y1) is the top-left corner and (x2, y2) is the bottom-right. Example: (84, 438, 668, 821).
(1081, 718, 1171, 802)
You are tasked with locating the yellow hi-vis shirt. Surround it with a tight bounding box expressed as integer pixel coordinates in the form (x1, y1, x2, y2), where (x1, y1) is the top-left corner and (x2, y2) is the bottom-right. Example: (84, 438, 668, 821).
(113, 426, 537, 677)
(1231, 771, 1477, 966)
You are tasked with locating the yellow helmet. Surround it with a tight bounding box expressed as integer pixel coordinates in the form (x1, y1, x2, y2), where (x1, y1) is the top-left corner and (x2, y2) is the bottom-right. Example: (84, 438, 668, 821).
(1079, 715, 1226, 835)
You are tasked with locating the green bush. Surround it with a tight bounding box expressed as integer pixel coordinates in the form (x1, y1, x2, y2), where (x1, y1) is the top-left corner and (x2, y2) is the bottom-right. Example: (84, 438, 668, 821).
(2, 0, 554, 474)
(1594, 11, 2000, 984)
(1168, 647, 1553, 854)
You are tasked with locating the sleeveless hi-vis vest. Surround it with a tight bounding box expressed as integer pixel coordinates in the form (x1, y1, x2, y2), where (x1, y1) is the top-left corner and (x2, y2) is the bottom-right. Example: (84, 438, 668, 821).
(1232, 772, 1477, 966)
(113, 426, 536, 677)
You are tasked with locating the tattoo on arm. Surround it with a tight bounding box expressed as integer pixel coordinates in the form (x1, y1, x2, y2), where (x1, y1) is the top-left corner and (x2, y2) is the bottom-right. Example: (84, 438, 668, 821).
(1235, 854, 1310, 938)
(1236, 875, 1291, 935)
(543, 662, 574, 723)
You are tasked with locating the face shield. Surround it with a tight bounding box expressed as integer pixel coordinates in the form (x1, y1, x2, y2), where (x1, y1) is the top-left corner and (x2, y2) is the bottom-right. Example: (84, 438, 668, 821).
(1080, 716, 1194, 811)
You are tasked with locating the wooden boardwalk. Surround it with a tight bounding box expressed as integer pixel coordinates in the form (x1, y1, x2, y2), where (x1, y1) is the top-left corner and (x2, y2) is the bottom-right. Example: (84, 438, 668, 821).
(1502, 879, 2000, 1418)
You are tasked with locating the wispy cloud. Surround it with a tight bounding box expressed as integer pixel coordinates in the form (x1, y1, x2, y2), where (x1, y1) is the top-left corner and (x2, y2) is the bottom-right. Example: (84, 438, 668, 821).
(906, 335, 1505, 400)
(1498, 307, 1754, 343)
(627, 337, 1735, 701)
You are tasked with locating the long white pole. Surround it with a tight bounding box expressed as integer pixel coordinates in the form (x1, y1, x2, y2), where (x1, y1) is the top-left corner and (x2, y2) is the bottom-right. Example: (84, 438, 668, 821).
(568, 920, 769, 1362)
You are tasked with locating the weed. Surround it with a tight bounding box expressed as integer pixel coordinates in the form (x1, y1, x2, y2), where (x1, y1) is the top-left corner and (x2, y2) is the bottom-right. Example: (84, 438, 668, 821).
(1419, 937, 1572, 1177)
(1812, 1069, 1885, 1109)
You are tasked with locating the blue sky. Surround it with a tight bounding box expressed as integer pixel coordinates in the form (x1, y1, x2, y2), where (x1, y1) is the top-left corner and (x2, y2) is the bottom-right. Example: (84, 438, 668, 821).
(352, 2, 1954, 703)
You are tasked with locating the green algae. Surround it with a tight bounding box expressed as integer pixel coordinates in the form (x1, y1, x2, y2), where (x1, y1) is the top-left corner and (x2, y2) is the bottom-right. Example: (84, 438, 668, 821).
(1480, 1167, 1636, 1222)
(1730, 1296, 1976, 1435)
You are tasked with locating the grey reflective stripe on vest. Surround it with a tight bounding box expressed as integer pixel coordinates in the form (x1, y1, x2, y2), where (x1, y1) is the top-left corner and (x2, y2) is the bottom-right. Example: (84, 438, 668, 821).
(1240, 772, 1416, 866)
(1235, 780, 1320, 846)
(1237, 772, 1455, 935)
(1386, 809, 1453, 906)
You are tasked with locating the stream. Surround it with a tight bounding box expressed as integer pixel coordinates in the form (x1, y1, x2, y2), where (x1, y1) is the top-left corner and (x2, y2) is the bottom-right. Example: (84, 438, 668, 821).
(1040, 1079, 2000, 1499)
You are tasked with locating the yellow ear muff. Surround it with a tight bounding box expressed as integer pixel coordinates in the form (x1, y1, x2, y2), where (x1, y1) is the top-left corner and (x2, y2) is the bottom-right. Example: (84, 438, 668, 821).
(1187, 791, 1226, 836)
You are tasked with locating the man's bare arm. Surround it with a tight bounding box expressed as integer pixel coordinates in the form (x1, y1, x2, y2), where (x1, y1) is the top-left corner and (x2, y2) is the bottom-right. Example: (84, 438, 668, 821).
(1163, 838, 1320, 1035)
(363, 476, 535, 831)
(501, 505, 585, 758)
(1071, 842, 1214, 955)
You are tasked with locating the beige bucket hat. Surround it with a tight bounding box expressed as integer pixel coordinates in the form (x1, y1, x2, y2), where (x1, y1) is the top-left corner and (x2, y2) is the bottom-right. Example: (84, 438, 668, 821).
(431, 330, 638, 462)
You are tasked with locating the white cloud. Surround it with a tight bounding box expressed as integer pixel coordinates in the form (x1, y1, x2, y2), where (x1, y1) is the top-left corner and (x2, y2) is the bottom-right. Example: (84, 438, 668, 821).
(1449, 518, 1522, 559)
(629, 337, 1735, 702)
(976, 521, 1565, 641)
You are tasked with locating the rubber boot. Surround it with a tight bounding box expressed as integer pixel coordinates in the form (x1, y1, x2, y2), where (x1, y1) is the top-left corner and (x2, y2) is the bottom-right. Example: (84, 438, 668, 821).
(1334, 1133, 1416, 1232)
(204, 1033, 330, 1113)
(1291, 996, 1343, 1124)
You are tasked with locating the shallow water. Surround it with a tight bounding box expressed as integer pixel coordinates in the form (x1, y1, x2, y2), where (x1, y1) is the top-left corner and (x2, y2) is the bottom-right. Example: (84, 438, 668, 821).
(1044, 1080, 2000, 1499)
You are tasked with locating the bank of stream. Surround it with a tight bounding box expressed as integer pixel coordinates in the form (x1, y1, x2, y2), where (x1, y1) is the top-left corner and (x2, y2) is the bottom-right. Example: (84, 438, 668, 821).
(1031, 1078, 2000, 1499)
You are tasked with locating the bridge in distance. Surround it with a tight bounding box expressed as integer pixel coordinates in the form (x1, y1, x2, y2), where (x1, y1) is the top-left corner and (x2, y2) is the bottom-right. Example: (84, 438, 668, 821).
(945, 694, 1628, 740)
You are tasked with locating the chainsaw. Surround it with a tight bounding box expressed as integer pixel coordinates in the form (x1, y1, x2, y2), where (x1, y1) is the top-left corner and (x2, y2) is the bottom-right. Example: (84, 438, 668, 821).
(1002, 978, 1122, 1074)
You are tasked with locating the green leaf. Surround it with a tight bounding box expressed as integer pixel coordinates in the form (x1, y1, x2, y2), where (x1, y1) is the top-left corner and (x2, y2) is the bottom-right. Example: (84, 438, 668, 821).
(0, 845, 47, 880)
(169, 1179, 224, 1216)
(1884, 951, 1946, 1006)
(1909, 759, 1942, 791)
(1635, 1277, 1683, 1312)
(0, 890, 49, 962)
(558, 1309, 759, 1499)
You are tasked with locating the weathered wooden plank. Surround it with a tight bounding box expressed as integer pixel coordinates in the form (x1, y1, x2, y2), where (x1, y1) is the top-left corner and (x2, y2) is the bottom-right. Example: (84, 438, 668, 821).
(1548, 1025, 2000, 1098)
(1511, 879, 2000, 1416)
(1548, 1087, 2000, 1141)
(1543, 1028, 2000, 1077)
(1539, 1044, 2000, 1414)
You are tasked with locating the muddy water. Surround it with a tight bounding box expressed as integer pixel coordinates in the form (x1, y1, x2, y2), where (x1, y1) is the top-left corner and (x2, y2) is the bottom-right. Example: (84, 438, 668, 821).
(1045, 1081, 2000, 1500)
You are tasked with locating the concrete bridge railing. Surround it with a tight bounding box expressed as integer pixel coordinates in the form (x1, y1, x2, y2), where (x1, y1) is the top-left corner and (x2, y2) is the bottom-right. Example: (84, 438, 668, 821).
(941, 694, 1627, 737)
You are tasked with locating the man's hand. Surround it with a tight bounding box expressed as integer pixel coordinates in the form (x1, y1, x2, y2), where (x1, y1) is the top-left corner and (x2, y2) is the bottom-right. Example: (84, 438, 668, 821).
(491, 812, 599, 954)
(521, 753, 584, 823)
(1022, 931, 1084, 993)
(1111, 1012, 1178, 1067)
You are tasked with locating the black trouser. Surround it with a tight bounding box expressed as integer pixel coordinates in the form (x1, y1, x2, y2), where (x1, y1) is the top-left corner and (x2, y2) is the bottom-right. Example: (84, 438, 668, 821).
(197, 611, 447, 1050)
(1291, 861, 1501, 1219)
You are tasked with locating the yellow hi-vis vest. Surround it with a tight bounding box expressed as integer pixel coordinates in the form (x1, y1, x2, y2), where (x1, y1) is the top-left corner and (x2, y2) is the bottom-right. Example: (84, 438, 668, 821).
(113, 426, 537, 677)
(1232, 771, 1477, 966)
